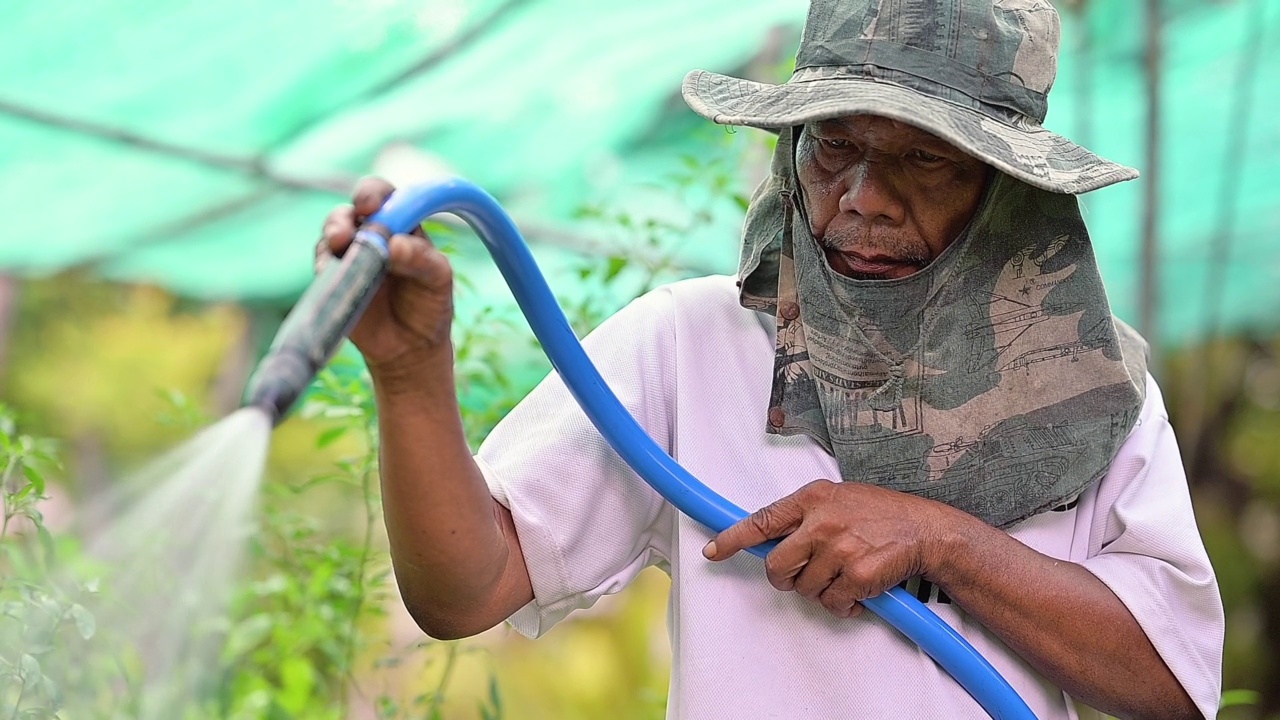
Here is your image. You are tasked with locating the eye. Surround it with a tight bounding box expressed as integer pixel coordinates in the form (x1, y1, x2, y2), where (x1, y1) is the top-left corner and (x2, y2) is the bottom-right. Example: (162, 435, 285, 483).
(820, 137, 856, 151)
(909, 149, 947, 166)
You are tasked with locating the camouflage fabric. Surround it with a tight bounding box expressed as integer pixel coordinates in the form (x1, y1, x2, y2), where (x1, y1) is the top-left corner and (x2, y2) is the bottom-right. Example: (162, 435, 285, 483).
(736, 128, 1147, 528)
(681, 0, 1139, 194)
(677, 0, 1148, 526)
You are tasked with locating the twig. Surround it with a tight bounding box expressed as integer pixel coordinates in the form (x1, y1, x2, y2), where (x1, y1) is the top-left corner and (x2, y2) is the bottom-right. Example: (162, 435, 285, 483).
(339, 409, 381, 704)
(0, 459, 17, 542)
(7, 674, 25, 720)
(425, 642, 461, 719)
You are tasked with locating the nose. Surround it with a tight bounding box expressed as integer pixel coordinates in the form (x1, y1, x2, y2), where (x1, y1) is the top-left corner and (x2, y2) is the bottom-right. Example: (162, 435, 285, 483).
(839, 161, 905, 225)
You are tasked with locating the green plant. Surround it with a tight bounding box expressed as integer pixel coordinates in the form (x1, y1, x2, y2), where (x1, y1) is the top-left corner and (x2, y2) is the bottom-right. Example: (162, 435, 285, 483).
(0, 404, 105, 719)
(203, 355, 504, 719)
(564, 145, 753, 338)
(199, 359, 385, 719)
(0, 121, 765, 719)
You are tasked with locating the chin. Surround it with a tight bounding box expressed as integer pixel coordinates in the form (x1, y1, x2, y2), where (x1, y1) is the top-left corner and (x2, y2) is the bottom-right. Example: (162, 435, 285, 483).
(842, 270, 894, 281)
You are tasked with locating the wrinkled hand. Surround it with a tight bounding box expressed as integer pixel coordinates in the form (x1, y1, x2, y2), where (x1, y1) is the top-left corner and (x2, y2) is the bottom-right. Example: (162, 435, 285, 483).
(703, 479, 946, 618)
(318, 177, 455, 375)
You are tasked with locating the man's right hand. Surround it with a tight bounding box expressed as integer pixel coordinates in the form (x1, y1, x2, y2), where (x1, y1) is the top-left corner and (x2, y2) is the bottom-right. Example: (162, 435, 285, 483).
(319, 176, 455, 376)
(319, 177, 534, 640)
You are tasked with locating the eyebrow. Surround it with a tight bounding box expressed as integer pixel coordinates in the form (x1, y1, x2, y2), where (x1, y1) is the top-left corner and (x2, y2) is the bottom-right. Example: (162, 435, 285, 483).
(813, 117, 928, 136)
(813, 119, 854, 132)
(818, 118, 956, 145)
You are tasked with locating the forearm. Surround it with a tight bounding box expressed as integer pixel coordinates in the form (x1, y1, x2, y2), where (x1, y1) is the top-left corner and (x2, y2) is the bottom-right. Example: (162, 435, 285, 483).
(372, 347, 533, 639)
(925, 505, 1198, 720)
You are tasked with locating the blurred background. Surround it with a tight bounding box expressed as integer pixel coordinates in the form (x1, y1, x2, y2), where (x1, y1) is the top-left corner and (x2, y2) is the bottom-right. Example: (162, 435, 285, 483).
(0, 0, 1277, 717)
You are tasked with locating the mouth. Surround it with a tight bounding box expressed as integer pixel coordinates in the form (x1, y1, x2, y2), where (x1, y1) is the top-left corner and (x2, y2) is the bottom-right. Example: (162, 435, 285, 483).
(823, 248, 924, 280)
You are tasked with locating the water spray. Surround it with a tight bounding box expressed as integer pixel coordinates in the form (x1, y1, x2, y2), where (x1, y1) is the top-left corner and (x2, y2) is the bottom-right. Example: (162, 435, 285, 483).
(243, 178, 1037, 720)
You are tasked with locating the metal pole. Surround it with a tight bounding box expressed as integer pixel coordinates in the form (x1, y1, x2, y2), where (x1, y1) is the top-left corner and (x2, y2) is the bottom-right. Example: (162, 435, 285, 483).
(1183, 0, 1266, 479)
(1141, 0, 1164, 368)
(1074, 1, 1094, 149)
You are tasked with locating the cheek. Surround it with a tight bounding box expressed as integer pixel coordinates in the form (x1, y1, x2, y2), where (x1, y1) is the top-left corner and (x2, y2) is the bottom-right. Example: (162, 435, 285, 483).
(916, 173, 987, 253)
(796, 160, 842, 234)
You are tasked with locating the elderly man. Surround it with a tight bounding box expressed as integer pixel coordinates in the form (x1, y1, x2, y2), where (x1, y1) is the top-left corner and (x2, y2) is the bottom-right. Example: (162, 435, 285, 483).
(320, 0, 1223, 717)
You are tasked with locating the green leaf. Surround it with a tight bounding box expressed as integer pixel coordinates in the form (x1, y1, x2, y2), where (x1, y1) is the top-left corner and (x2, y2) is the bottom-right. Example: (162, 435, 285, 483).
(223, 613, 275, 659)
(604, 256, 628, 282)
(315, 426, 347, 449)
(277, 656, 317, 713)
(27, 451, 57, 472)
(39, 674, 57, 704)
(18, 653, 40, 683)
(421, 219, 452, 236)
(265, 701, 293, 720)
(69, 603, 95, 640)
(375, 696, 400, 719)
(480, 672, 504, 720)
(22, 464, 45, 495)
(36, 525, 56, 569)
(1220, 689, 1260, 708)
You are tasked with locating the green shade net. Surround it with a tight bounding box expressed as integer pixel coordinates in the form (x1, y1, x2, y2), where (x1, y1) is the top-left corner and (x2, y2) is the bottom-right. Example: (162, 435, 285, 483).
(0, 0, 1277, 347)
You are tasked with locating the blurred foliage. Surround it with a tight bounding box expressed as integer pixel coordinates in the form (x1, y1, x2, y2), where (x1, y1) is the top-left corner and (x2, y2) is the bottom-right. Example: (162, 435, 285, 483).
(1163, 336, 1280, 718)
(0, 148, 750, 716)
(6, 274, 245, 474)
(0, 404, 98, 719)
(0, 108, 1274, 718)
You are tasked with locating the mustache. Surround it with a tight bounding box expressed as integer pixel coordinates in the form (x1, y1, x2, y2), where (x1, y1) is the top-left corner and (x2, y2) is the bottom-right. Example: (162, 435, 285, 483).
(814, 226, 931, 268)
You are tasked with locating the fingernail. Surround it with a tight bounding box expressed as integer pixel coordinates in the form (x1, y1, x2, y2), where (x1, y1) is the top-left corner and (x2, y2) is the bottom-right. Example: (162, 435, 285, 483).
(702, 541, 717, 559)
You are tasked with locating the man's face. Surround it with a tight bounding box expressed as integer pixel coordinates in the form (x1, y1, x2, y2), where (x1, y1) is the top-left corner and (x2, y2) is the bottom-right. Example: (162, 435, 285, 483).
(795, 115, 991, 280)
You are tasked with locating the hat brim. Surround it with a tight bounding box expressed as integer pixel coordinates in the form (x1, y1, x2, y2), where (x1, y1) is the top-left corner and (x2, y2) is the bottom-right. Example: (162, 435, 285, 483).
(682, 70, 1137, 195)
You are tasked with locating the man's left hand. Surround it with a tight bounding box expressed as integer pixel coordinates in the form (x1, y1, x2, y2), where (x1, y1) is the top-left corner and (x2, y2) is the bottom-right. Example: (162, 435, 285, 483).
(705, 479, 1202, 719)
(703, 479, 947, 618)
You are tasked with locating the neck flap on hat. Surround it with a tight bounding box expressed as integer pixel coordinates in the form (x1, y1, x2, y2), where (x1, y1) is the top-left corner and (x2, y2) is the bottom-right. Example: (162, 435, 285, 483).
(739, 128, 1148, 529)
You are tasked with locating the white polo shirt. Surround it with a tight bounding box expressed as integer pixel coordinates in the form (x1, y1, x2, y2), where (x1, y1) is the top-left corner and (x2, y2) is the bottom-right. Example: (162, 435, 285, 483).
(477, 275, 1223, 720)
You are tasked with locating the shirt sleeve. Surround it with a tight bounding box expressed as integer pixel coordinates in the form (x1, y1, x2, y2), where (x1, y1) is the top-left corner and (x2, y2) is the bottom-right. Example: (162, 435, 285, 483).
(475, 287, 678, 638)
(1077, 374, 1224, 719)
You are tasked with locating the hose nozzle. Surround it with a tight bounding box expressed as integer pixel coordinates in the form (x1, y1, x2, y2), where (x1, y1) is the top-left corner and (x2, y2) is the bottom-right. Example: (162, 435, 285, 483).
(244, 349, 313, 425)
(243, 228, 390, 425)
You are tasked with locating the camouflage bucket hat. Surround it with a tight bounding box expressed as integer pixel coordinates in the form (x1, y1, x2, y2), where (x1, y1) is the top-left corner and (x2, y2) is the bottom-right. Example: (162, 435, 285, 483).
(682, 0, 1137, 195)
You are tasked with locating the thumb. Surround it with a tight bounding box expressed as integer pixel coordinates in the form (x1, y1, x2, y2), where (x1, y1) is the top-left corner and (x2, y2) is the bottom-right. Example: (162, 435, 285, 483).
(704, 497, 804, 561)
(385, 232, 453, 291)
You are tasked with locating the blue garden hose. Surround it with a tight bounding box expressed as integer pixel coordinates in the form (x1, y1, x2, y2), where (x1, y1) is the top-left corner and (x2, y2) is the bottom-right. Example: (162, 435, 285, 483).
(245, 177, 1036, 720)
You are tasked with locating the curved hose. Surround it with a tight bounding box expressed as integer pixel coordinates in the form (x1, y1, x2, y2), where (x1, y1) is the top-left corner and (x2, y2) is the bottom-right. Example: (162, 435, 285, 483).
(368, 179, 1036, 719)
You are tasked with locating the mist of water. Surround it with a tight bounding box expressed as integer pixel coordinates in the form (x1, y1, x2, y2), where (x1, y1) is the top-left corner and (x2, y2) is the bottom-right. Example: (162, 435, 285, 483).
(74, 406, 272, 716)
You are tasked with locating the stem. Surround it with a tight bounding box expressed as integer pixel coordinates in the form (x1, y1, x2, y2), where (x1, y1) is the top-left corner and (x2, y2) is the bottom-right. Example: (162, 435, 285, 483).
(7, 674, 24, 720)
(0, 459, 18, 542)
(425, 643, 461, 719)
(339, 416, 379, 703)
